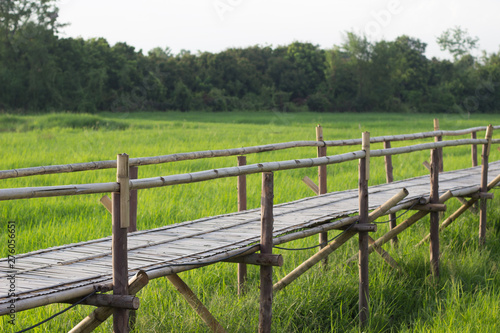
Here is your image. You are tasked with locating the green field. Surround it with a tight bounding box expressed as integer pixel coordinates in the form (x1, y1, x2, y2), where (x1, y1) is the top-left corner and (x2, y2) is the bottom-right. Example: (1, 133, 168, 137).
(1, 111, 500, 332)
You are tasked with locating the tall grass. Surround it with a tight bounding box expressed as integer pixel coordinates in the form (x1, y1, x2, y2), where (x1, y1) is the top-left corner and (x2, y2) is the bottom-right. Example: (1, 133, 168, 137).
(0, 111, 499, 332)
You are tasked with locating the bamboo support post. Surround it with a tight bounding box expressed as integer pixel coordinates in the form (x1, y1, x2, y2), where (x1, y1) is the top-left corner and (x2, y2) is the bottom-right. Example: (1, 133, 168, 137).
(479, 125, 493, 246)
(166, 274, 227, 333)
(384, 140, 398, 245)
(129, 166, 138, 233)
(69, 271, 149, 333)
(316, 126, 329, 264)
(434, 119, 444, 172)
(471, 131, 478, 167)
(347, 191, 453, 264)
(259, 172, 274, 333)
(417, 173, 500, 246)
(113, 154, 130, 333)
(429, 149, 440, 277)
(237, 156, 248, 295)
(359, 132, 370, 327)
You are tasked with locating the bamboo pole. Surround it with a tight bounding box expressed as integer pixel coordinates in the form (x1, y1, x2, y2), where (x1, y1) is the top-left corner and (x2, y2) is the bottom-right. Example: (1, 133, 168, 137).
(0, 138, 490, 202)
(273, 188, 408, 292)
(471, 131, 478, 167)
(237, 156, 248, 296)
(2, 126, 497, 180)
(259, 172, 274, 333)
(69, 271, 149, 333)
(129, 166, 138, 233)
(434, 119, 444, 172)
(302, 176, 319, 194)
(384, 140, 398, 246)
(359, 132, 370, 327)
(346, 191, 454, 264)
(368, 236, 399, 270)
(429, 149, 440, 277)
(166, 273, 227, 333)
(113, 154, 130, 333)
(417, 173, 500, 247)
(316, 125, 329, 264)
(479, 125, 493, 246)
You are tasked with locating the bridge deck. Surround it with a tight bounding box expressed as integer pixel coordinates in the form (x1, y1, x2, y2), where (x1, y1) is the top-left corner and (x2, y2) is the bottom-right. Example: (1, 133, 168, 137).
(1, 161, 499, 315)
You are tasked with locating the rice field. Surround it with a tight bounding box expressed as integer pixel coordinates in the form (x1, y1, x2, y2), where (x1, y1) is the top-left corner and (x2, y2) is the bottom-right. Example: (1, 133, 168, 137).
(0, 111, 499, 332)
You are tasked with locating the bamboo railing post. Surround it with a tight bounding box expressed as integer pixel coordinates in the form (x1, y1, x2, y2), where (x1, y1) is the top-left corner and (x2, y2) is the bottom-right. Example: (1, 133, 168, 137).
(471, 131, 478, 167)
(479, 125, 493, 246)
(113, 153, 130, 333)
(316, 125, 328, 264)
(129, 166, 138, 233)
(434, 118, 444, 172)
(429, 149, 440, 278)
(237, 156, 248, 295)
(259, 172, 274, 333)
(359, 132, 370, 327)
(384, 140, 398, 246)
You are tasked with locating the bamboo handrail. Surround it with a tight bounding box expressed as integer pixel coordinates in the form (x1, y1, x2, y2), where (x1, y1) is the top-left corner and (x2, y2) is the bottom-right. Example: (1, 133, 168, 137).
(0, 137, 497, 202)
(0, 126, 498, 181)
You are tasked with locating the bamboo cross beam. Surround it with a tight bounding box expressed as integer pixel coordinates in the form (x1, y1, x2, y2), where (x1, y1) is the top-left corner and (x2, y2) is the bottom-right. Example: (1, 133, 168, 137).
(64, 294, 140, 310)
(166, 274, 227, 333)
(368, 236, 399, 270)
(273, 188, 408, 292)
(302, 176, 319, 195)
(69, 271, 149, 333)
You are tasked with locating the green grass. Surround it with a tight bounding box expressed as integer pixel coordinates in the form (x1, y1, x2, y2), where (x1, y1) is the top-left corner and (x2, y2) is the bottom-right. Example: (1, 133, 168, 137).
(0, 111, 499, 332)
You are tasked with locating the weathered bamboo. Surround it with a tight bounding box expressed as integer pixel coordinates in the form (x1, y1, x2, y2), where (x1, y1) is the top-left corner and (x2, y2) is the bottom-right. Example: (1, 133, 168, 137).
(113, 153, 130, 333)
(273, 188, 408, 292)
(2, 125, 497, 181)
(100, 195, 112, 213)
(129, 166, 138, 232)
(384, 140, 398, 245)
(417, 173, 500, 247)
(346, 191, 454, 264)
(359, 132, 370, 327)
(479, 125, 493, 246)
(69, 271, 149, 333)
(422, 160, 431, 172)
(237, 156, 248, 296)
(434, 119, 444, 172)
(316, 125, 329, 264)
(302, 176, 319, 194)
(471, 131, 478, 167)
(429, 149, 440, 277)
(259, 172, 274, 333)
(411, 204, 447, 212)
(166, 274, 227, 333)
(64, 294, 139, 310)
(0, 138, 491, 202)
(112, 191, 129, 333)
(456, 197, 478, 214)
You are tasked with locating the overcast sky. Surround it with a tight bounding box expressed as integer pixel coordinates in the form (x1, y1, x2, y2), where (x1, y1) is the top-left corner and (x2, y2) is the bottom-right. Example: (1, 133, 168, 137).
(57, 0, 500, 59)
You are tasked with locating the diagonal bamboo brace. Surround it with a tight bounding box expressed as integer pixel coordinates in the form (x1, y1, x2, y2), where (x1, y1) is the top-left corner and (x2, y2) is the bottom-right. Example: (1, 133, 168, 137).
(417, 173, 500, 247)
(273, 188, 409, 292)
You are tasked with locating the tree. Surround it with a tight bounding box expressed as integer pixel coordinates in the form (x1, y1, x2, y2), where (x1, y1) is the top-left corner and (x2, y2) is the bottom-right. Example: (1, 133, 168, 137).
(437, 26, 479, 60)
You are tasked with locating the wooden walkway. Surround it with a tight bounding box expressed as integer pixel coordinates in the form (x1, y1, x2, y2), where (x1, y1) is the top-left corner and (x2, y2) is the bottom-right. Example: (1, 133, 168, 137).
(1, 161, 499, 316)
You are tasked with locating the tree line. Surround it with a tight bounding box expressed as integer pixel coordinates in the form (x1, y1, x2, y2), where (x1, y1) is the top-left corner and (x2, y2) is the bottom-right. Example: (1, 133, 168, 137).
(1, 1, 499, 114)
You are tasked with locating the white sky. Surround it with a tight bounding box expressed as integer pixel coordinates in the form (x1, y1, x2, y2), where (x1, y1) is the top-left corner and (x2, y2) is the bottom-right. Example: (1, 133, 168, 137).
(57, 0, 500, 59)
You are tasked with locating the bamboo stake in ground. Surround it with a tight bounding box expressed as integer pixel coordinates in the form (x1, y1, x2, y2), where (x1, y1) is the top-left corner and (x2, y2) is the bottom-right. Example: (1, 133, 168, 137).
(384, 140, 398, 246)
(237, 156, 248, 296)
(471, 131, 478, 167)
(166, 274, 227, 333)
(429, 149, 440, 277)
(259, 172, 274, 333)
(69, 271, 149, 333)
(479, 125, 493, 246)
(316, 125, 329, 265)
(359, 132, 370, 327)
(113, 154, 130, 333)
(434, 119, 444, 172)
